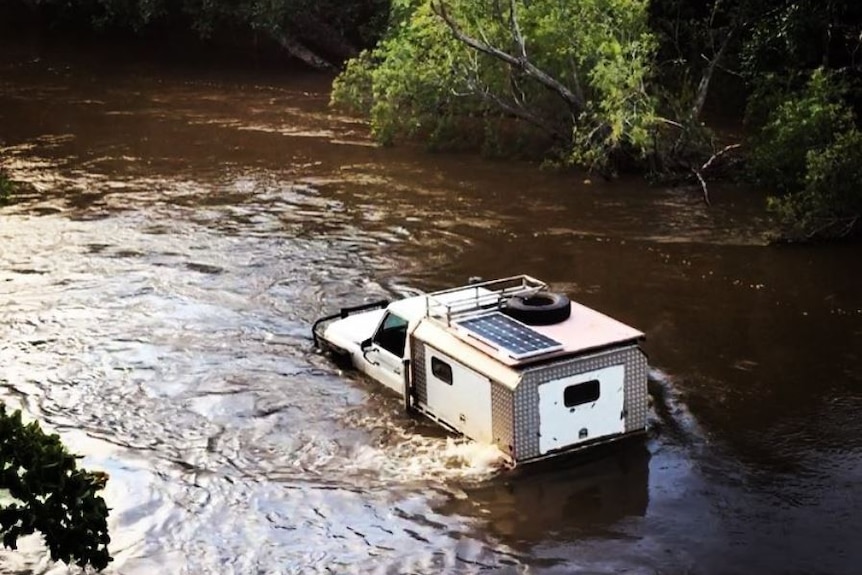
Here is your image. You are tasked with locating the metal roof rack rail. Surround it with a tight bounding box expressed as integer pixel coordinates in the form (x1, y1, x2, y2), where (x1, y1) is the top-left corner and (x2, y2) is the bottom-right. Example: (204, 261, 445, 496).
(423, 274, 547, 325)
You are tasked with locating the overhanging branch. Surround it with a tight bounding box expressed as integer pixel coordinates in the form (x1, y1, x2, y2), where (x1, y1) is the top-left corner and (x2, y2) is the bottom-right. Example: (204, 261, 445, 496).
(431, 0, 585, 114)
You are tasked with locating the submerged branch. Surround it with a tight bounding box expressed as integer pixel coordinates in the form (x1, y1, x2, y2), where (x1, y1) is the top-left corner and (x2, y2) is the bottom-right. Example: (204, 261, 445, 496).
(691, 167, 711, 206)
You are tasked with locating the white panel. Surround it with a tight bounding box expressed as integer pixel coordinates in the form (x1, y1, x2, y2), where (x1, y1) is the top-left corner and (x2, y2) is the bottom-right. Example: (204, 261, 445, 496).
(538, 364, 626, 454)
(424, 349, 493, 443)
(359, 345, 404, 395)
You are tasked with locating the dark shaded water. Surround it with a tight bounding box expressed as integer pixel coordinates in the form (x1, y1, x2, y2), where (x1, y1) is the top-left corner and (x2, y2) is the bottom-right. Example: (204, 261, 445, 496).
(2, 37, 862, 575)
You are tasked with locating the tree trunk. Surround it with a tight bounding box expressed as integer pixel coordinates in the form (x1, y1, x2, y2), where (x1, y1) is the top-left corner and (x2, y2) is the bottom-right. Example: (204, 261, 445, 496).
(274, 33, 336, 70)
(292, 14, 360, 63)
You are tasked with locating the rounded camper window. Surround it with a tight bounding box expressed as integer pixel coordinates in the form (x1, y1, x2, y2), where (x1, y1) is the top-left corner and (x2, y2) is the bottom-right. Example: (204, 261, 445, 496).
(564, 379, 600, 408)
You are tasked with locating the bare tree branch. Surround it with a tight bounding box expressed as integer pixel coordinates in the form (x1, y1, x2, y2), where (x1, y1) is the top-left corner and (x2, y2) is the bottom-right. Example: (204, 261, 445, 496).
(507, 0, 528, 60)
(805, 215, 859, 240)
(691, 167, 711, 206)
(656, 116, 685, 129)
(477, 87, 565, 139)
(567, 55, 586, 105)
(456, 57, 564, 139)
(687, 143, 742, 206)
(431, 1, 585, 113)
(691, 26, 735, 120)
(701, 143, 741, 172)
(274, 33, 335, 70)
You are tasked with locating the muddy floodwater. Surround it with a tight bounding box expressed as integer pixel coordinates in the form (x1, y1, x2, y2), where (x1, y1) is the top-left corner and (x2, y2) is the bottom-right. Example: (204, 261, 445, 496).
(2, 36, 862, 575)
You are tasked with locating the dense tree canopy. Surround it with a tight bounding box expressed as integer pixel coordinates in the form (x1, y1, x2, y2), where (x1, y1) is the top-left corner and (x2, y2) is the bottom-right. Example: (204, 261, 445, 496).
(333, 0, 862, 239)
(333, 0, 658, 174)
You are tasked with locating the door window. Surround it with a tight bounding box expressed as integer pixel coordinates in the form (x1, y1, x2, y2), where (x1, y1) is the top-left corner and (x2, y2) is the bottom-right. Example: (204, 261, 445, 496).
(431, 357, 453, 384)
(373, 313, 408, 356)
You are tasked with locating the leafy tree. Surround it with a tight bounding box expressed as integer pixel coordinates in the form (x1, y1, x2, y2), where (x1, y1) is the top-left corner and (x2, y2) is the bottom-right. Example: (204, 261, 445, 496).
(789, 128, 862, 238)
(748, 70, 854, 196)
(767, 125, 862, 240)
(649, 0, 862, 121)
(332, 0, 658, 174)
(741, 0, 862, 81)
(750, 70, 862, 240)
(648, 0, 861, 234)
(1, 404, 112, 571)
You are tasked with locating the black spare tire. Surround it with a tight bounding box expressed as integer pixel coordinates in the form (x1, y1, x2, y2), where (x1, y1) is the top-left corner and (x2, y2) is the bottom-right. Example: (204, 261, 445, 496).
(502, 292, 572, 325)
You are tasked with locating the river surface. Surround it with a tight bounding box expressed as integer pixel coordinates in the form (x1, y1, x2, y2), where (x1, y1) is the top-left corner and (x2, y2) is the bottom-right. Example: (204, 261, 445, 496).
(1, 36, 862, 575)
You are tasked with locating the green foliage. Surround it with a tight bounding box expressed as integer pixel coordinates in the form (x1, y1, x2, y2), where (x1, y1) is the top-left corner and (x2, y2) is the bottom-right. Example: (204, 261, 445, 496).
(741, 0, 862, 80)
(749, 70, 862, 240)
(768, 128, 862, 240)
(0, 404, 111, 571)
(332, 0, 657, 172)
(0, 171, 13, 204)
(331, 50, 382, 117)
(748, 70, 854, 197)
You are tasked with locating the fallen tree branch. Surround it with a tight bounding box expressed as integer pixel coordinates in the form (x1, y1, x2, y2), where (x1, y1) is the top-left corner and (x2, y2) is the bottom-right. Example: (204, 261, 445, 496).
(685, 143, 743, 206)
(806, 214, 861, 240)
(701, 143, 742, 172)
(274, 33, 336, 70)
(292, 14, 359, 62)
(691, 167, 710, 206)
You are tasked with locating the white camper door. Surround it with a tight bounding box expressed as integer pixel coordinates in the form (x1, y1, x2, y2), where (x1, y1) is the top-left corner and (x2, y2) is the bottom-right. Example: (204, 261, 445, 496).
(424, 351, 493, 443)
(538, 365, 626, 454)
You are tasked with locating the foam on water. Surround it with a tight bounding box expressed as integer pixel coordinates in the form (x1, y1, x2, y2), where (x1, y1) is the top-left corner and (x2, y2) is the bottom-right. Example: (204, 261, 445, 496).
(346, 434, 508, 485)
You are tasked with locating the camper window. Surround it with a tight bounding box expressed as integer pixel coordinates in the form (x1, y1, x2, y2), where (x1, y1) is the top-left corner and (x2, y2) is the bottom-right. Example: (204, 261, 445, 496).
(431, 357, 453, 384)
(564, 380, 600, 407)
(374, 313, 408, 356)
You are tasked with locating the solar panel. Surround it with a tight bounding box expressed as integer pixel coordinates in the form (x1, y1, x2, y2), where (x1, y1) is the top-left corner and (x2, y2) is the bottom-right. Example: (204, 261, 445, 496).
(455, 312, 563, 360)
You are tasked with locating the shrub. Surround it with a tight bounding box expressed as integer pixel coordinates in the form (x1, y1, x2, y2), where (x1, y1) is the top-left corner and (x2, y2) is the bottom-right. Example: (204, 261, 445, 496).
(747, 69, 854, 197)
(331, 0, 657, 172)
(768, 128, 862, 240)
(1, 404, 112, 571)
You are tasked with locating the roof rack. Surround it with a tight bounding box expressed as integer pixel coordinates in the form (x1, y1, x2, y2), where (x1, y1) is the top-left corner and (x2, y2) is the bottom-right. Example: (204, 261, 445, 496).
(423, 274, 547, 325)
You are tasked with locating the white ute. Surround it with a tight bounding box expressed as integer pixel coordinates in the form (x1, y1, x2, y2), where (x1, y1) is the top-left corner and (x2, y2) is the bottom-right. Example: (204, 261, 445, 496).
(312, 275, 649, 466)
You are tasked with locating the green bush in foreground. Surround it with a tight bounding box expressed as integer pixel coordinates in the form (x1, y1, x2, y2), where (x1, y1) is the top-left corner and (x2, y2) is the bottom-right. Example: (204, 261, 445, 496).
(0, 404, 112, 571)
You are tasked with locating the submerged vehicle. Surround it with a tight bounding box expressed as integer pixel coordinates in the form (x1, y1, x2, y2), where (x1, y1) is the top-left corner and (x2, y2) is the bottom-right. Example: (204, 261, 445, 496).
(312, 275, 648, 466)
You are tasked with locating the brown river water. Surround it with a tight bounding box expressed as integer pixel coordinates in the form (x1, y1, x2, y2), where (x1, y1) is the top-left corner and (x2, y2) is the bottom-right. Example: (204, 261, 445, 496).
(1, 36, 862, 575)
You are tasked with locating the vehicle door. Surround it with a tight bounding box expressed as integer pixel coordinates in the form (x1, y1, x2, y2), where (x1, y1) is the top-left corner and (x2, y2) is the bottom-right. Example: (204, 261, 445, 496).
(361, 312, 408, 393)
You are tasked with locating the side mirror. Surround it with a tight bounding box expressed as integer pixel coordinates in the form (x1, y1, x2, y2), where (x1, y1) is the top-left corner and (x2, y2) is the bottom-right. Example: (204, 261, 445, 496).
(360, 338, 379, 366)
